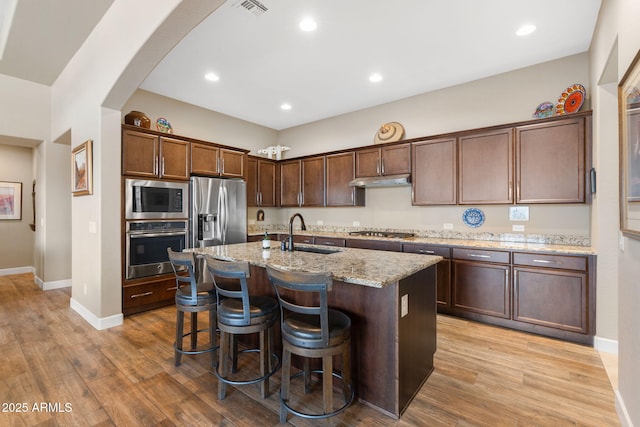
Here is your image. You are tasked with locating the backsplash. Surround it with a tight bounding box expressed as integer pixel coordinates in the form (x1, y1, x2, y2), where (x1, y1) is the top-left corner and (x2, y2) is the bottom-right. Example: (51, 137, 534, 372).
(247, 224, 591, 247)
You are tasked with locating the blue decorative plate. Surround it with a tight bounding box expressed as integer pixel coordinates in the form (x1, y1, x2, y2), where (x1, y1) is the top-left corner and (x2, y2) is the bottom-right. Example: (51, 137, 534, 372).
(462, 208, 485, 228)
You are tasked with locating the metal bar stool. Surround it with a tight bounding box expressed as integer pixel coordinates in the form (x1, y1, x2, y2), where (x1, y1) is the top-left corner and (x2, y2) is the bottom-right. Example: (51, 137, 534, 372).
(167, 248, 217, 367)
(266, 265, 354, 422)
(206, 257, 280, 400)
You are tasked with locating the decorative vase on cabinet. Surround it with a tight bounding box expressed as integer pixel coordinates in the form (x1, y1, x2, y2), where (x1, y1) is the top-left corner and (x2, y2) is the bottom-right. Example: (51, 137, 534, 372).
(124, 110, 151, 129)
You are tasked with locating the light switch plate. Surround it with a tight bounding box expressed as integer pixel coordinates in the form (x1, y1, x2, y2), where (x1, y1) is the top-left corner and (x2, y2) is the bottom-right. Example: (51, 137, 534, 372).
(512, 224, 525, 232)
(443, 223, 453, 229)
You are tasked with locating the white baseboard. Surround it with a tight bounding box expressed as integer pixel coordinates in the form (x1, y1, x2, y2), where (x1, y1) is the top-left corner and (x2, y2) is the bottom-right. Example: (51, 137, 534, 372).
(70, 297, 123, 330)
(33, 275, 71, 290)
(0, 266, 35, 276)
(616, 389, 634, 427)
(594, 335, 619, 354)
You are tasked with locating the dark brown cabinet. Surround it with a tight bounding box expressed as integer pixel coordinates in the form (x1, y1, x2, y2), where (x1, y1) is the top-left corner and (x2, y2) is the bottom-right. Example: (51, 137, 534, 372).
(412, 138, 457, 205)
(515, 117, 585, 203)
(346, 238, 403, 252)
(247, 156, 277, 207)
(458, 128, 513, 204)
(403, 243, 451, 308)
(314, 236, 346, 246)
(122, 129, 190, 180)
(513, 252, 589, 333)
(326, 152, 365, 206)
(191, 142, 245, 178)
(122, 275, 178, 315)
(280, 156, 325, 207)
(452, 248, 511, 319)
(355, 143, 410, 178)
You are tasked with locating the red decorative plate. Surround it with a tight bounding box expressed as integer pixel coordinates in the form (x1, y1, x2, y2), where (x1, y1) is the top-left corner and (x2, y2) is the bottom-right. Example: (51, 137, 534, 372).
(556, 84, 586, 115)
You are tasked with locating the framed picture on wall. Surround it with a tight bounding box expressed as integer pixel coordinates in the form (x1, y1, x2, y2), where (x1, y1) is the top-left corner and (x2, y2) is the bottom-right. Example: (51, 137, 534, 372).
(0, 181, 22, 220)
(72, 139, 93, 196)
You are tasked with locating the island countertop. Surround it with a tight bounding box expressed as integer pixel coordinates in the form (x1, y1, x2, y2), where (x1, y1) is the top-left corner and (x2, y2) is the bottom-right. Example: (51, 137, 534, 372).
(187, 241, 442, 288)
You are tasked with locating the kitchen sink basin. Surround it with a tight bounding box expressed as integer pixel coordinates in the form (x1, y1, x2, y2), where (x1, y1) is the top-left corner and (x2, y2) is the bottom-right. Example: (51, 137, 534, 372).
(293, 245, 340, 255)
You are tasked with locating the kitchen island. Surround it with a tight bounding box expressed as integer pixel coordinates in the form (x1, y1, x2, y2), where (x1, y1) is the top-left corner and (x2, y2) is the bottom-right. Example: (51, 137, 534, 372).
(188, 242, 442, 419)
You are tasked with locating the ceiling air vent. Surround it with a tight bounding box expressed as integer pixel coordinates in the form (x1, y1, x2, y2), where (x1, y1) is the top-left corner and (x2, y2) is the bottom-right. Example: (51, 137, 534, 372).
(233, 0, 268, 17)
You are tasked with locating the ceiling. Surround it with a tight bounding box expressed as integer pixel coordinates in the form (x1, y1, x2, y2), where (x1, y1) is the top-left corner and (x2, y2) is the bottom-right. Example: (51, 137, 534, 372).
(1, 0, 602, 131)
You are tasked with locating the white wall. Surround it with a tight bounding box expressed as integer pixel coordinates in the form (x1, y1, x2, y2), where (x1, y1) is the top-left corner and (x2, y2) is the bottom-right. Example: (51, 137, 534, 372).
(0, 144, 35, 270)
(590, 0, 640, 425)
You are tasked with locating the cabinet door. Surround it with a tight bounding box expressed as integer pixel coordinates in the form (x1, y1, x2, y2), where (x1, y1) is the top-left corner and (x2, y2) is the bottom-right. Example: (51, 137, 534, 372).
(258, 160, 277, 207)
(246, 157, 258, 207)
(513, 267, 588, 333)
(345, 239, 403, 252)
(280, 160, 302, 206)
(459, 128, 513, 204)
(220, 148, 245, 178)
(453, 260, 511, 319)
(412, 138, 457, 205)
(122, 129, 158, 177)
(516, 117, 585, 203)
(381, 143, 411, 175)
(403, 243, 451, 308)
(302, 156, 325, 206)
(355, 147, 381, 177)
(191, 142, 219, 176)
(326, 152, 364, 206)
(160, 137, 190, 180)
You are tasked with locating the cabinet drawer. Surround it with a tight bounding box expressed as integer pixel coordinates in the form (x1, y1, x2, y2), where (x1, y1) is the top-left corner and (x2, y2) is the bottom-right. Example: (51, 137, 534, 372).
(293, 235, 314, 244)
(123, 278, 177, 314)
(452, 248, 510, 264)
(512, 252, 587, 271)
(314, 236, 346, 247)
(403, 243, 450, 258)
(346, 239, 403, 252)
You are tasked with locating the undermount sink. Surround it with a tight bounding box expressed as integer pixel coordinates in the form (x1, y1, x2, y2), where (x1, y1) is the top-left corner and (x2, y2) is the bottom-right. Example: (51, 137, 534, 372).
(293, 245, 340, 255)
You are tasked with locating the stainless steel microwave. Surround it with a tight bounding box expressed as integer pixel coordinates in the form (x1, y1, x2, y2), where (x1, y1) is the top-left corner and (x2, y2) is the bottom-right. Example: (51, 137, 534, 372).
(125, 179, 189, 220)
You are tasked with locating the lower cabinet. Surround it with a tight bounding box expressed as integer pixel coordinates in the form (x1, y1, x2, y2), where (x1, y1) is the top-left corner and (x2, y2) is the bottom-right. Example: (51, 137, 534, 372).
(346, 238, 403, 252)
(403, 243, 451, 309)
(452, 248, 511, 319)
(123, 275, 177, 316)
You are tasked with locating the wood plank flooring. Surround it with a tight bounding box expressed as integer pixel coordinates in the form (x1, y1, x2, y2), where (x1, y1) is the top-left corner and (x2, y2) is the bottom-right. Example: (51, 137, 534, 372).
(0, 273, 620, 426)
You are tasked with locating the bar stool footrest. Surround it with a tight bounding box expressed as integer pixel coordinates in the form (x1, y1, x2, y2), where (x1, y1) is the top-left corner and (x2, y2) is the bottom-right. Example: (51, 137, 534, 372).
(214, 348, 281, 386)
(281, 369, 354, 420)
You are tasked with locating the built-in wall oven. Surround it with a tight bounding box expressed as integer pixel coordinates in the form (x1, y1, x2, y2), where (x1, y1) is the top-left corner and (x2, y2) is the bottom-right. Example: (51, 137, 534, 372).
(125, 220, 188, 280)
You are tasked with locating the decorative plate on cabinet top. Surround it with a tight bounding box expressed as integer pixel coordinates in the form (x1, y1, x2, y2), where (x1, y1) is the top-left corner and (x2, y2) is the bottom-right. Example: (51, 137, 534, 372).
(156, 117, 173, 134)
(533, 101, 555, 118)
(555, 84, 586, 115)
(462, 208, 485, 228)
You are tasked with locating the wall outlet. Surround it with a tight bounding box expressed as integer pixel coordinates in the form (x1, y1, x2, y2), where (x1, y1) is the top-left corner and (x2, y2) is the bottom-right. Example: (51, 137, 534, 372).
(316, 220, 323, 226)
(512, 224, 525, 232)
(353, 221, 360, 227)
(88, 221, 96, 234)
(401, 294, 409, 317)
(443, 223, 453, 230)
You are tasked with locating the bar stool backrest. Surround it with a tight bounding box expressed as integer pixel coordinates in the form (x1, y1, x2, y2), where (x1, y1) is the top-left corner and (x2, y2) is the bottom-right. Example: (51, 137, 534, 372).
(266, 265, 333, 347)
(206, 258, 252, 326)
(167, 248, 199, 302)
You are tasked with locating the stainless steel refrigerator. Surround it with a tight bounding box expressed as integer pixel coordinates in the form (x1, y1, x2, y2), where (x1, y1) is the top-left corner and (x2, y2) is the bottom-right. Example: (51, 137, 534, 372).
(190, 176, 247, 249)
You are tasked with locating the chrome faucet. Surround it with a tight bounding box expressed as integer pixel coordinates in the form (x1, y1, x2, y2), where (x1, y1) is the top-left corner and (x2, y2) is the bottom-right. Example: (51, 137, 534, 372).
(287, 213, 306, 251)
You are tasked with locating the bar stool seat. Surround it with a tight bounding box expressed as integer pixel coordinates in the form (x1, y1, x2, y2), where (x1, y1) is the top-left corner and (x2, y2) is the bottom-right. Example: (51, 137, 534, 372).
(167, 248, 217, 368)
(266, 265, 354, 423)
(206, 257, 280, 400)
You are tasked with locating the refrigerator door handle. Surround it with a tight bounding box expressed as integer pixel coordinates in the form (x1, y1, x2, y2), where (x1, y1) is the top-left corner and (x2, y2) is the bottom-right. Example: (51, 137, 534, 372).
(220, 183, 228, 244)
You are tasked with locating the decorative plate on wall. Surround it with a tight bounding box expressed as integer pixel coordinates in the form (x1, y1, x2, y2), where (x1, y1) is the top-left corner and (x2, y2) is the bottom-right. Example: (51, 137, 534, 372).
(374, 122, 405, 144)
(462, 208, 485, 228)
(555, 84, 586, 115)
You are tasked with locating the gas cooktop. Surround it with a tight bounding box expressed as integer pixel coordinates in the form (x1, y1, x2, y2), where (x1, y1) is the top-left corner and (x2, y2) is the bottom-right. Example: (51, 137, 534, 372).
(348, 231, 415, 239)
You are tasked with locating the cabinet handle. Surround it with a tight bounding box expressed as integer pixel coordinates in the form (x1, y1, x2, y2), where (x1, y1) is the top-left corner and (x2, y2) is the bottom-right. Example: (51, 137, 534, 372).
(256, 192, 260, 206)
(381, 158, 385, 175)
(220, 157, 225, 174)
(418, 249, 435, 254)
(130, 291, 153, 299)
(260, 192, 263, 206)
(468, 253, 491, 259)
(322, 241, 336, 245)
(376, 158, 381, 175)
(154, 156, 158, 175)
(509, 181, 513, 200)
(166, 286, 178, 291)
(533, 259, 562, 265)
(161, 157, 165, 176)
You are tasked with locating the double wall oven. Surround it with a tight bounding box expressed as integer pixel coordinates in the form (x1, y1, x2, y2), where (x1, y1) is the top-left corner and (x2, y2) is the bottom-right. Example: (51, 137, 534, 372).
(124, 179, 189, 280)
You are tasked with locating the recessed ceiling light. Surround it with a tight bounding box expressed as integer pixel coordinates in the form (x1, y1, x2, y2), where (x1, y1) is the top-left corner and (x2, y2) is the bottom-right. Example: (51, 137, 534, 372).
(204, 72, 219, 82)
(299, 17, 317, 32)
(516, 24, 536, 36)
(369, 73, 383, 83)
(280, 103, 292, 111)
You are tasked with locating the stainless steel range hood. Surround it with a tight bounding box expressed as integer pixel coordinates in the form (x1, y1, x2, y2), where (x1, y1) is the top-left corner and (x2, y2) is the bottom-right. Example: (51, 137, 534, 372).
(348, 174, 411, 188)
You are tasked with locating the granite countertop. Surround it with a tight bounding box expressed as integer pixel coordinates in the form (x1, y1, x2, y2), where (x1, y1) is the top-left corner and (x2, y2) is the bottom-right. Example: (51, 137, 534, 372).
(187, 241, 442, 288)
(249, 230, 596, 256)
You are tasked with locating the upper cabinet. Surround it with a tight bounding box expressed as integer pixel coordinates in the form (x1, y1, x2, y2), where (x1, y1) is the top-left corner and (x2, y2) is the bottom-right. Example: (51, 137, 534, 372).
(458, 128, 513, 204)
(191, 142, 245, 178)
(515, 117, 585, 203)
(326, 152, 365, 206)
(412, 138, 457, 205)
(122, 129, 190, 180)
(247, 156, 277, 207)
(280, 156, 325, 207)
(355, 143, 410, 178)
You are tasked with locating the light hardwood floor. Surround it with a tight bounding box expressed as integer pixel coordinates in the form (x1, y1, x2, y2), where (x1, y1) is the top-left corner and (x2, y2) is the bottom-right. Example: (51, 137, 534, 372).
(0, 273, 619, 426)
